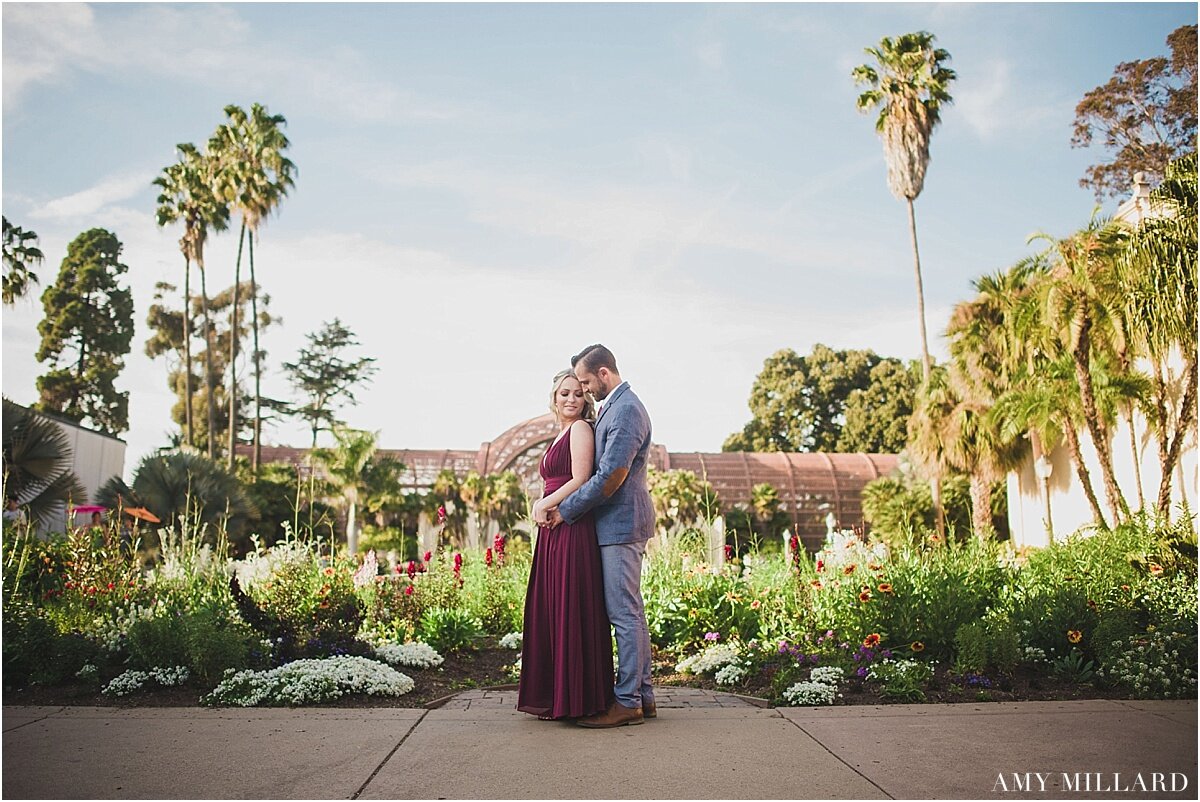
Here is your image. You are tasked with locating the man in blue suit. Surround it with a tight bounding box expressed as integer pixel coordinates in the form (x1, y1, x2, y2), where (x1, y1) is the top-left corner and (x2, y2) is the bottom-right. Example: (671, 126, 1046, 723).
(548, 344, 656, 728)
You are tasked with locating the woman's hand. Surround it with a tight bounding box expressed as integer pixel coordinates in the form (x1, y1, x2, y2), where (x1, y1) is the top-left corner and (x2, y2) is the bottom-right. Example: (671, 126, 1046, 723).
(532, 499, 548, 525)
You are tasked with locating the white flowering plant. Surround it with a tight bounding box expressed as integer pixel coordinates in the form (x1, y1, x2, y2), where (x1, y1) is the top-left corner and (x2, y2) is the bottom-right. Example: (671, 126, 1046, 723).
(866, 658, 933, 702)
(499, 632, 523, 650)
(810, 665, 846, 687)
(1096, 629, 1197, 699)
(103, 666, 191, 697)
(375, 641, 444, 670)
(783, 681, 839, 706)
(202, 656, 414, 707)
(675, 642, 741, 675)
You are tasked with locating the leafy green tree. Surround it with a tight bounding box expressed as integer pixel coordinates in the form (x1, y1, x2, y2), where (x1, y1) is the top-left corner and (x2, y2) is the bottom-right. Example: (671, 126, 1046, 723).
(154, 142, 230, 454)
(96, 451, 256, 547)
(838, 359, 917, 452)
(724, 345, 889, 452)
(2, 217, 44, 305)
(1072, 24, 1197, 200)
(283, 319, 377, 448)
(1118, 153, 1198, 513)
(2, 398, 86, 528)
(210, 103, 296, 472)
(34, 229, 134, 435)
(861, 464, 974, 550)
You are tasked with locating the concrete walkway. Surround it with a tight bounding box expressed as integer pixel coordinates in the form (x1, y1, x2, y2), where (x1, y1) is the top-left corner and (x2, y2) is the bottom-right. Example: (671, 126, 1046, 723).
(3, 689, 1195, 799)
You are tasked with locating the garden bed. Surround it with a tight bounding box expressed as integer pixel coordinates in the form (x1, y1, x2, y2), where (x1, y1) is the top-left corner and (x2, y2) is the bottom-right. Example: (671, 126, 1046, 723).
(5, 645, 1151, 709)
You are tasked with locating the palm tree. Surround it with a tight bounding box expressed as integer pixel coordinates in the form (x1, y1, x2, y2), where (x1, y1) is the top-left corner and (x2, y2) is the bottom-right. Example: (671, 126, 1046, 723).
(210, 103, 296, 472)
(153, 144, 230, 455)
(96, 450, 256, 545)
(1119, 154, 1198, 514)
(906, 364, 956, 539)
(2, 217, 44, 305)
(2, 398, 87, 528)
(1036, 220, 1132, 523)
(312, 426, 378, 556)
(853, 31, 956, 536)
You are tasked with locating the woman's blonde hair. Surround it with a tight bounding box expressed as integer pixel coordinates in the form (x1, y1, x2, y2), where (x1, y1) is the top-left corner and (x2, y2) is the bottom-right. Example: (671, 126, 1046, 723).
(549, 369, 596, 423)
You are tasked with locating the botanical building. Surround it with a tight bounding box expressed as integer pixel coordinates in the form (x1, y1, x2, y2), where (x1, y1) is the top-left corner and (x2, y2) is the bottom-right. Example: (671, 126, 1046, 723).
(254, 413, 897, 550)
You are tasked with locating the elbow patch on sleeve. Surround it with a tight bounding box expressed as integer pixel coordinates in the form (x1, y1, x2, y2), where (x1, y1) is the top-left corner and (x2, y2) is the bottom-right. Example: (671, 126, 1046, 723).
(602, 468, 629, 498)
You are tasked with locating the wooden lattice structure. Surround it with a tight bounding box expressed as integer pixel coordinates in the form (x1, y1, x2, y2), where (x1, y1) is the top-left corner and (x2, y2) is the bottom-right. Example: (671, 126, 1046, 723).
(244, 414, 897, 550)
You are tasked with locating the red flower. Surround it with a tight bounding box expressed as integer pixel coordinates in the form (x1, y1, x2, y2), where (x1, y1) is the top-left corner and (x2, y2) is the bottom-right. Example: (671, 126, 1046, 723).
(843, 564, 856, 575)
(858, 589, 872, 602)
(862, 633, 881, 648)
(878, 583, 893, 594)
(407, 560, 417, 579)
(810, 580, 824, 589)
(394, 564, 403, 575)
(424, 551, 433, 563)
(437, 506, 447, 524)
(815, 559, 824, 573)
(724, 544, 734, 561)
(485, 548, 494, 567)
(404, 585, 414, 596)
(106, 582, 115, 591)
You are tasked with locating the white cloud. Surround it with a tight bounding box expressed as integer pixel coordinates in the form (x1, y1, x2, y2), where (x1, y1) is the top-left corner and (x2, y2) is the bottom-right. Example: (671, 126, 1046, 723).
(2, 3, 459, 123)
(954, 58, 1068, 141)
(30, 174, 153, 221)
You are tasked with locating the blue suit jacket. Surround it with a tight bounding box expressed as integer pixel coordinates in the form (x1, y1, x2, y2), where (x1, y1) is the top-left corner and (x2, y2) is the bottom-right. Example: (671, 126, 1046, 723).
(557, 382, 655, 546)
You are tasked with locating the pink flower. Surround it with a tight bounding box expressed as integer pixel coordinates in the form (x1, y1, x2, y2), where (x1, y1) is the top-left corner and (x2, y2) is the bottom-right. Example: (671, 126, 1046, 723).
(437, 506, 447, 524)
(404, 585, 414, 596)
(704, 632, 721, 641)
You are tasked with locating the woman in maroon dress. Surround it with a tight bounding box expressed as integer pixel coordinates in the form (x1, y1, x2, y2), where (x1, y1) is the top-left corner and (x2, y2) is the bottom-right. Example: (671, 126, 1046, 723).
(517, 370, 615, 720)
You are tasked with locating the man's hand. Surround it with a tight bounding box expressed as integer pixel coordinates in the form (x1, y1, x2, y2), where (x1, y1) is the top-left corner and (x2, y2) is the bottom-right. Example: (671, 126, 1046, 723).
(546, 508, 564, 528)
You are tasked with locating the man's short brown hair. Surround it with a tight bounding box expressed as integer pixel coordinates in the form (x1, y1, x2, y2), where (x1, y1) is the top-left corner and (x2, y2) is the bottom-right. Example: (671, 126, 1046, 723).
(571, 344, 619, 374)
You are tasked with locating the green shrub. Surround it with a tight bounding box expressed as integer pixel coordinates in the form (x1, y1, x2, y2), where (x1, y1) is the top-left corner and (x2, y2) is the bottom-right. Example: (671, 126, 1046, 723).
(953, 615, 1019, 674)
(866, 658, 933, 702)
(418, 607, 483, 653)
(1096, 629, 1197, 698)
(2, 603, 103, 687)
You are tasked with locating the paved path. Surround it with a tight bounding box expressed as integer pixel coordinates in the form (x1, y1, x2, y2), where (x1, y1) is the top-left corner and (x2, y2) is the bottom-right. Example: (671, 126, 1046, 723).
(3, 691, 1195, 799)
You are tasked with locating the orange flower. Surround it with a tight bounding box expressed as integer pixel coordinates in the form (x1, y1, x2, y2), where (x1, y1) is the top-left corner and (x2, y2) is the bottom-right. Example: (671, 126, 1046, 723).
(750, 600, 761, 609)
(1120, 584, 1131, 591)
(1148, 563, 1163, 576)
(1067, 630, 1082, 644)
(858, 590, 872, 602)
(928, 534, 942, 544)
(868, 562, 883, 571)
(910, 641, 925, 652)
(843, 564, 856, 575)
(863, 633, 881, 648)
(323, 567, 335, 577)
(810, 580, 824, 590)
(878, 582, 894, 594)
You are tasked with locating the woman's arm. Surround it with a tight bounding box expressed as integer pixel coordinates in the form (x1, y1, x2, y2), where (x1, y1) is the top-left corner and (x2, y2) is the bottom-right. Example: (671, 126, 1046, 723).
(532, 421, 595, 521)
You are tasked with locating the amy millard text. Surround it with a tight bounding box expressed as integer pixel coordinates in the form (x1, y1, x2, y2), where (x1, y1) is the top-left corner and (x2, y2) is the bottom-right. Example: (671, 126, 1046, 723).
(992, 772, 1190, 793)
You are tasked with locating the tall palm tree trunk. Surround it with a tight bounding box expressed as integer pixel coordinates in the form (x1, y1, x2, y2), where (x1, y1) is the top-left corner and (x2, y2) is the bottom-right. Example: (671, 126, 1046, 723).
(249, 229, 262, 474)
(906, 197, 944, 538)
(228, 222, 246, 469)
(182, 254, 194, 448)
(1071, 313, 1129, 522)
(968, 471, 994, 541)
(197, 257, 216, 459)
(1125, 406, 1144, 510)
(1158, 355, 1198, 515)
(1064, 423, 1108, 531)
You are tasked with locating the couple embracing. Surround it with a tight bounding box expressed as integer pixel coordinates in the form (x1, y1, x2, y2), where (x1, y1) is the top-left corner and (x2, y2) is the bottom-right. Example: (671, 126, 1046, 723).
(517, 344, 655, 728)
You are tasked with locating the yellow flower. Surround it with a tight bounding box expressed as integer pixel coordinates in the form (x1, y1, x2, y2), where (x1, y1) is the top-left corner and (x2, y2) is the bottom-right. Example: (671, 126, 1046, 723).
(1067, 630, 1082, 644)
(878, 582, 894, 594)
(858, 589, 872, 602)
(1148, 563, 1163, 576)
(910, 641, 925, 653)
(863, 633, 881, 648)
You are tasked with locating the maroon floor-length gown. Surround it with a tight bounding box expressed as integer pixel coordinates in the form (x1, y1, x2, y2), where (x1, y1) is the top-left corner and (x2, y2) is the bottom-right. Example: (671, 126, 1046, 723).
(517, 430, 615, 719)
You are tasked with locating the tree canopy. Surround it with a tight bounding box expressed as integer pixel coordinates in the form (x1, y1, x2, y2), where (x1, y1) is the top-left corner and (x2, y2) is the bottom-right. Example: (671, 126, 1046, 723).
(1072, 24, 1197, 200)
(34, 229, 134, 435)
(724, 344, 910, 453)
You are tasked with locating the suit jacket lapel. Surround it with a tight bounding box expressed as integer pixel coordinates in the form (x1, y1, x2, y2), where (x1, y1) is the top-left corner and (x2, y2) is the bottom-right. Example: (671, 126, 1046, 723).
(596, 382, 628, 426)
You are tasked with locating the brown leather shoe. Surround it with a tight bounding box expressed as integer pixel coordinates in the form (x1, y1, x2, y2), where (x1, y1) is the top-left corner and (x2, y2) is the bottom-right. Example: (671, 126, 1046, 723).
(576, 701, 644, 728)
(643, 701, 657, 719)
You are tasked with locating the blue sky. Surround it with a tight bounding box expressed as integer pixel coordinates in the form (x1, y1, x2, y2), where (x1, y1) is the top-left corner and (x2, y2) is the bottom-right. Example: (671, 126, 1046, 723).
(3, 2, 1194, 478)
